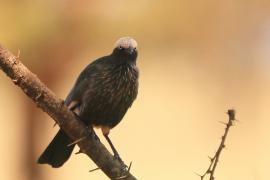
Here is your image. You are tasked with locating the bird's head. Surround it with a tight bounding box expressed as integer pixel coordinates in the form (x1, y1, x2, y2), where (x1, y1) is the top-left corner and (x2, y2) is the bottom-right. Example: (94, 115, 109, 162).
(112, 37, 138, 61)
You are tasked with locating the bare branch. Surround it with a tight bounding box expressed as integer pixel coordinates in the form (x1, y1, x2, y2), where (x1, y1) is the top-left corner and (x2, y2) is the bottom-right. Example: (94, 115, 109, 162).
(199, 109, 236, 180)
(0, 44, 136, 180)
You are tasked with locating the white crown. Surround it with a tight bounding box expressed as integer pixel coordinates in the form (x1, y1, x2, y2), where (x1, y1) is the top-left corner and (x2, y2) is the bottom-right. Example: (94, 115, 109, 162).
(115, 37, 137, 49)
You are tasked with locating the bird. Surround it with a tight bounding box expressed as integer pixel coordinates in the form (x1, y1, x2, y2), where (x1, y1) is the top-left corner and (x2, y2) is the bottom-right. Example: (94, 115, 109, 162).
(38, 37, 139, 168)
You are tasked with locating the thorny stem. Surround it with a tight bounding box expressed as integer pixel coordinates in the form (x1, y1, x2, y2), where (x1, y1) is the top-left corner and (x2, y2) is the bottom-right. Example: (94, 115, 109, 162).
(199, 109, 236, 180)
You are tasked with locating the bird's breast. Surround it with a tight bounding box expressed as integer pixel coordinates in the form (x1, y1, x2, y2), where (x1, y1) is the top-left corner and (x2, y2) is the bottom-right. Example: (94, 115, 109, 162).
(80, 63, 139, 127)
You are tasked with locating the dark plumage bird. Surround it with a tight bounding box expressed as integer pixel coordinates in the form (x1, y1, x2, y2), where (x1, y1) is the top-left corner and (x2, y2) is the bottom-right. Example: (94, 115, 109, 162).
(38, 37, 139, 168)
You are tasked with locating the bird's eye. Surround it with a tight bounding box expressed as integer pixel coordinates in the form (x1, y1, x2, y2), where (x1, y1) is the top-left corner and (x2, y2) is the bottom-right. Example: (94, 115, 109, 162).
(119, 46, 123, 49)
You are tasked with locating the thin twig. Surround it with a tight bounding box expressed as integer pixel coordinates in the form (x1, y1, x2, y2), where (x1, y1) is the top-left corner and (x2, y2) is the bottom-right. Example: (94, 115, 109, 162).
(198, 109, 236, 180)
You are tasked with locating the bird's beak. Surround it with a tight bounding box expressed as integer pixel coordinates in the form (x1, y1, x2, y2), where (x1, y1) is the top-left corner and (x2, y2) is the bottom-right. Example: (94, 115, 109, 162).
(125, 47, 135, 55)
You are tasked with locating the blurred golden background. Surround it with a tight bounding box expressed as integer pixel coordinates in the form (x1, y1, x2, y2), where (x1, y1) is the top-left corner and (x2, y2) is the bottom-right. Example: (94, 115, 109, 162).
(1, 0, 270, 179)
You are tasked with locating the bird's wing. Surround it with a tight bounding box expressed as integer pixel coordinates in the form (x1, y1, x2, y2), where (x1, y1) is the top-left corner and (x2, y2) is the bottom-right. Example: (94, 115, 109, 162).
(65, 78, 88, 106)
(64, 56, 108, 109)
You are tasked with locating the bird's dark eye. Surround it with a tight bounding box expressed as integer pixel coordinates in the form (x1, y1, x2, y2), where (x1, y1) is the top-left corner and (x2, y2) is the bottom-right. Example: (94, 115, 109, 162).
(119, 46, 123, 50)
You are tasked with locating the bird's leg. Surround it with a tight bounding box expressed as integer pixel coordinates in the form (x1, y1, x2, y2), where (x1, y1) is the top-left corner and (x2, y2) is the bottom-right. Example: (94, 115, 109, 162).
(102, 126, 126, 168)
(104, 134, 121, 159)
(104, 134, 126, 168)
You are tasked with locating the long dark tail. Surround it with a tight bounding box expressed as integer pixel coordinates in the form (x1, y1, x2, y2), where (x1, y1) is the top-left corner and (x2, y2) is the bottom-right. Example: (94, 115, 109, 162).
(38, 129, 75, 168)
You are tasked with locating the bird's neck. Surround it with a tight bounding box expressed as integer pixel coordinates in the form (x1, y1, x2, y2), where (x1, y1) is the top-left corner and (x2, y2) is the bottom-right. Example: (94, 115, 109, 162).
(111, 50, 137, 65)
(111, 55, 137, 67)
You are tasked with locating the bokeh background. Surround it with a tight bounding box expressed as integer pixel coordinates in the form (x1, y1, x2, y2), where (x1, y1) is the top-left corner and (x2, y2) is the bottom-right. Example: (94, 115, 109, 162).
(1, 0, 270, 179)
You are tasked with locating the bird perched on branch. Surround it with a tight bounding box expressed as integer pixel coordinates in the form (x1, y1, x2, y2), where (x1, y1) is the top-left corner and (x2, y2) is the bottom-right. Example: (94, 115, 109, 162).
(38, 37, 139, 168)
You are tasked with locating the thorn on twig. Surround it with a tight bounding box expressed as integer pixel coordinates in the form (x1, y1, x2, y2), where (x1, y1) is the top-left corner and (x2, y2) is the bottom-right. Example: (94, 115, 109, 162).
(11, 49, 20, 66)
(127, 162, 132, 172)
(53, 122, 57, 127)
(89, 167, 100, 173)
(195, 172, 203, 178)
(218, 121, 227, 125)
(35, 92, 42, 101)
(12, 78, 19, 85)
(208, 156, 214, 162)
(16, 49, 20, 59)
(75, 149, 83, 155)
(67, 136, 87, 147)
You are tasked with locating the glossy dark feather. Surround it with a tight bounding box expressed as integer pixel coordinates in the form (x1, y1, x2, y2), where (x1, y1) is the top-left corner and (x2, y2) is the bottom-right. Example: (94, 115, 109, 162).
(38, 130, 74, 167)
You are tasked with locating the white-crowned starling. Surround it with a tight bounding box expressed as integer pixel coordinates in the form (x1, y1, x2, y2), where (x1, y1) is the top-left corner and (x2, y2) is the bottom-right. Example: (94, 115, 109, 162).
(38, 37, 139, 168)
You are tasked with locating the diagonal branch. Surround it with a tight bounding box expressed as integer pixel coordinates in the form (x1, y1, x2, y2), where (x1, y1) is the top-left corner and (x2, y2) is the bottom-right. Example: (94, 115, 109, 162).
(198, 109, 236, 180)
(0, 44, 136, 180)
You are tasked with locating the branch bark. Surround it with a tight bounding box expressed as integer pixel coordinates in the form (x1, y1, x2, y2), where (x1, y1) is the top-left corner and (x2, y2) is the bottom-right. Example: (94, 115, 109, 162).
(0, 44, 136, 180)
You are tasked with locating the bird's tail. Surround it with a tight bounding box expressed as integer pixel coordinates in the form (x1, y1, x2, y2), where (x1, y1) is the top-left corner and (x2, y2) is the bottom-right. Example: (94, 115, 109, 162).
(38, 129, 75, 168)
